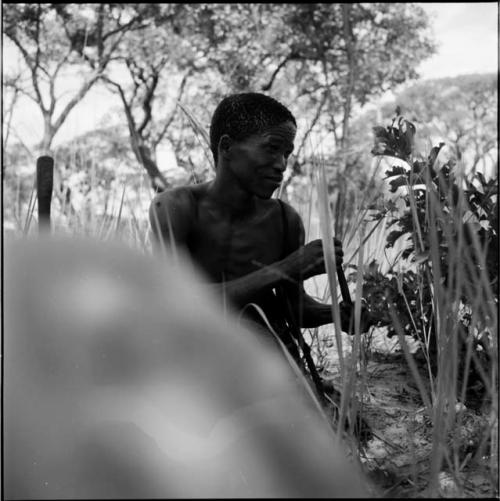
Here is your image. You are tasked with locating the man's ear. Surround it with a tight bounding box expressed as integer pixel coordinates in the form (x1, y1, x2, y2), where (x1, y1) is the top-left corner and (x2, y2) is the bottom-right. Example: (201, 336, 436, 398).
(218, 135, 232, 159)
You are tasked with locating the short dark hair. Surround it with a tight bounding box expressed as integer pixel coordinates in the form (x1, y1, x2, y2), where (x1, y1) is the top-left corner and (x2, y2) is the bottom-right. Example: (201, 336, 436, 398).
(209, 92, 296, 165)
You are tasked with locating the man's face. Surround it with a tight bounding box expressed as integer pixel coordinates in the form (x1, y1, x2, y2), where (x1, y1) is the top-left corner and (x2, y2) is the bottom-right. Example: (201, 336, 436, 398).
(227, 121, 297, 199)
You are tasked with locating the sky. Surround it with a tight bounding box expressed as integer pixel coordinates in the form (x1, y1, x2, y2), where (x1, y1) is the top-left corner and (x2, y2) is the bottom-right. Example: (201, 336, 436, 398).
(416, 2, 498, 80)
(3, 2, 499, 149)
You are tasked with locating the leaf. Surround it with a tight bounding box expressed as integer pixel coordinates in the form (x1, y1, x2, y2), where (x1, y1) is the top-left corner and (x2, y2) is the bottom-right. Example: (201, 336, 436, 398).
(372, 125, 389, 139)
(386, 229, 404, 248)
(388, 175, 408, 193)
(411, 160, 425, 174)
(398, 117, 416, 157)
(427, 142, 445, 168)
(414, 251, 430, 264)
(385, 165, 407, 177)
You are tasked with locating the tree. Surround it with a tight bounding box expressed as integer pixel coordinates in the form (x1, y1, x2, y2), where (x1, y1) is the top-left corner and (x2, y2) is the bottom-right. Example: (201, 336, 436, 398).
(261, 3, 436, 153)
(239, 3, 437, 215)
(101, 19, 193, 191)
(143, 3, 436, 199)
(101, 4, 293, 191)
(3, 3, 152, 209)
(4, 3, 438, 201)
(389, 73, 498, 174)
(3, 3, 149, 153)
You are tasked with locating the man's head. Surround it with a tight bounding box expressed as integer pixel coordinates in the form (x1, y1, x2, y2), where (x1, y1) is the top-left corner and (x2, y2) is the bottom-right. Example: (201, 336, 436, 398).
(209, 92, 297, 166)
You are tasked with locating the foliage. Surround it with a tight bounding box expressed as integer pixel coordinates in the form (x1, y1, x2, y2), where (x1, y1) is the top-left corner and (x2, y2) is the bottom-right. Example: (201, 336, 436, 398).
(275, 3, 436, 145)
(4, 3, 436, 199)
(267, 3, 436, 231)
(358, 114, 498, 382)
(390, 73, 498, 171)
(3, 3, 149, 151)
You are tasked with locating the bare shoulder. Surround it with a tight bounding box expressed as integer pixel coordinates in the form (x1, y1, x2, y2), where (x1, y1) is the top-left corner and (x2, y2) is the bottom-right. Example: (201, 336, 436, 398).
(150, 183, 210, 216)
(151, 184, 194, 210)
(149, 183, 210, 242)
(276, 199, 305, 251)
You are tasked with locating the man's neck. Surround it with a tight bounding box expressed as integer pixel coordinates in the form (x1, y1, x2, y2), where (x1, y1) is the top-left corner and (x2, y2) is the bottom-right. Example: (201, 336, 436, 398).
(208, 176, 257, 215)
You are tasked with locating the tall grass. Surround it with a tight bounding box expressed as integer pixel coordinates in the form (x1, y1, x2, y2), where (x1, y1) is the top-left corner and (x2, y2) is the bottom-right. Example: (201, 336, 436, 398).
(376, 140, 497, 495)
(417, 162, 496, 495)
(303, 137, 387, 424)
(7, 109, 497, 497)
(297, 122, 497, 496)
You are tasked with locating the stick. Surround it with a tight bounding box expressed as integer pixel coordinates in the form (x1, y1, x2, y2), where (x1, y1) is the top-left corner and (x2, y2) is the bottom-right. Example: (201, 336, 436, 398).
(277, 286, 326, 399)
(36, 156, 54, 233)
(337, 263, 352, 306)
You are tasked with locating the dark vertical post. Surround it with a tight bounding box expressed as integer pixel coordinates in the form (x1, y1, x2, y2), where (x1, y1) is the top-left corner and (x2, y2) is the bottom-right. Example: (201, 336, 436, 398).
(37, 156, 54, 233)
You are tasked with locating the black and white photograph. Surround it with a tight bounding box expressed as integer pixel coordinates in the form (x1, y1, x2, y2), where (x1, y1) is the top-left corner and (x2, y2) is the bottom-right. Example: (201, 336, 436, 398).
(3, 3, 498, 498)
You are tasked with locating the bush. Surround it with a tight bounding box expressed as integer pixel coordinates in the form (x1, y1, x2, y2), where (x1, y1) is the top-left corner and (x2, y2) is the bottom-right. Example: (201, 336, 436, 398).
(358, 115, 497, 394)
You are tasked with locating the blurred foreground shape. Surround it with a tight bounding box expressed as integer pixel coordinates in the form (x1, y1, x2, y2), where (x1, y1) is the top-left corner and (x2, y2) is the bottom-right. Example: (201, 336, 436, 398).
(4, 236, 370, 499)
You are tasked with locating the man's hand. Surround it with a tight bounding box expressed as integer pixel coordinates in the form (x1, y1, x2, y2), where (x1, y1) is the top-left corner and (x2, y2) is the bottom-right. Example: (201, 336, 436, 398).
(284, 238, 344, 281)
(339, 301, 375, 335)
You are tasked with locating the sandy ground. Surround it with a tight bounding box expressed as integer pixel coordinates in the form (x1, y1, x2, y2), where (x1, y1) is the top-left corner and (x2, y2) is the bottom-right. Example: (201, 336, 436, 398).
(309, 326, 497, 498)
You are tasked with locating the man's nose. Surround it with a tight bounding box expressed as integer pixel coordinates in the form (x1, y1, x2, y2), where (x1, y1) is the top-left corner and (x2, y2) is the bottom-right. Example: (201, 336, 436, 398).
(273, 154, 287, 172)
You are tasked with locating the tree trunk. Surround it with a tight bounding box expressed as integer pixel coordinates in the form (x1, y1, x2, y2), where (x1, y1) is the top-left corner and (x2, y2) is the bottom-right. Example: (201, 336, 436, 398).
(39, 117, 75, 217)
(40, 116, 55, 154)
(107, 76, 170, 193)
(135, 142, 169, 193)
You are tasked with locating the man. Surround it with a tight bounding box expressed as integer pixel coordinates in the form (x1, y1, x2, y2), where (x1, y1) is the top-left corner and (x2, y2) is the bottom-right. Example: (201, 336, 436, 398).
(149, 92, 368, 372)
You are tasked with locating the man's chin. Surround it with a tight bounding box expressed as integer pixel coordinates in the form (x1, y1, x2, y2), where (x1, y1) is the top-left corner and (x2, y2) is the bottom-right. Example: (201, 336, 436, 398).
(256, 188, 278, 200)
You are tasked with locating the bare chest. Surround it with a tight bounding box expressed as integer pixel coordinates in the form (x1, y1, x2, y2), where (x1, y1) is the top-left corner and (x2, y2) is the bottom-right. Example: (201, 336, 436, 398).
(188, 202, 285, 282)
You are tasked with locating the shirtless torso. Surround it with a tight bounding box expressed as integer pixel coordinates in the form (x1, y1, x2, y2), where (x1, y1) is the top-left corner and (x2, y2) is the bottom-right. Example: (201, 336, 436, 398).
(149, 120, 358, 341)
(178, 184, 290, 284)
(150, 181, 304, 336)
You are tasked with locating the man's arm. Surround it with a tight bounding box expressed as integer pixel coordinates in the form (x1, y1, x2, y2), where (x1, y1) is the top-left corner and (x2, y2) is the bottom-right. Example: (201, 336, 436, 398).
(150, 193, 358, 325)
(288, 289, 355, 330)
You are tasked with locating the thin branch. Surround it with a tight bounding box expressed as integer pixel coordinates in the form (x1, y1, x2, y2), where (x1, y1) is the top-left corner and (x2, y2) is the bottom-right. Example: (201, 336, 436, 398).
(137, 72, 159, 137)
(261, 53, 293, 92)
(50, 15, 129, 133)
(51, 72, 101, 132)
(104, 76, 168, 191)
(98, 27, 129, 70)
(295, 90, 328, 160)
(34, 4, 42, 78)
(152, 70, 191, 149)
(102, 76, 138, 141)
(102, 13, 147, 42)
(7, 34, 47, 113)
(330, 107, 340, 146)
(51, 45, 72, 80)
(93, 3, 103, 61)
(5, 32, 34, 68)
(48, 76, 56, 116)
(3, 86, 19, 150)
(6, 81, 38, 106)
(124, 59, 141, 105)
